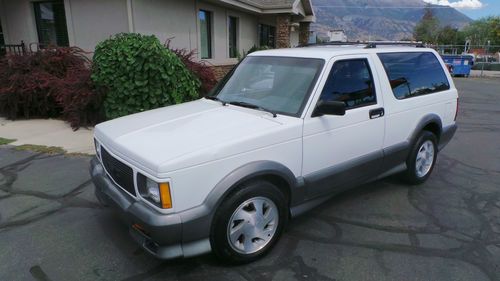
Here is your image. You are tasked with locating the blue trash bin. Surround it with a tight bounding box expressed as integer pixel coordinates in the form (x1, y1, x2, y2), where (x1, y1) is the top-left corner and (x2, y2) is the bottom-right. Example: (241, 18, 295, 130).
(441, 55, 474, 77)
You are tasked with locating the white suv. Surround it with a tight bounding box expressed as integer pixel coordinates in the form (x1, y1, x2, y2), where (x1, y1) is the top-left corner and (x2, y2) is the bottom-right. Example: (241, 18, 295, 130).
(90, 43, 458, 263)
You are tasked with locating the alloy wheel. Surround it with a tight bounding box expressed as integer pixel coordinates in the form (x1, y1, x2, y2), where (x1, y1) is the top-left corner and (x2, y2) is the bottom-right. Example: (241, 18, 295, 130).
(415, 140, 435, 178)
(226, 196, 279, 254)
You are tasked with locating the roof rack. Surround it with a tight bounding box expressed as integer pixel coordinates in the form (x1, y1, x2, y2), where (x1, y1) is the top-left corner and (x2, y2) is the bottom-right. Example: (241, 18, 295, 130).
(300, 41, 425, 48)
(364, 41, 425, 48)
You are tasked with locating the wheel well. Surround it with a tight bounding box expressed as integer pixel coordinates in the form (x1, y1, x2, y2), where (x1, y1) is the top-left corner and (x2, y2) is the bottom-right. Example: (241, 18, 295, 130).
(260, 174, 291, 202)
(234, 174, 291, 206)
(422, 122, 441, 141)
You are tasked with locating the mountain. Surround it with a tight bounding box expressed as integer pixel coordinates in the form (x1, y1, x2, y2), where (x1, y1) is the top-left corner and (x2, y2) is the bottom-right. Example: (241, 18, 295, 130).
(312, 0, 472, 41)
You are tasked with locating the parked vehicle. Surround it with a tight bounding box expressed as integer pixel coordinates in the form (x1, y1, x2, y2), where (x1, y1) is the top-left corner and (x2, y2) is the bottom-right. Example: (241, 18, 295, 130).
(90, 43, 458, 263)
(441, 54, 474, 77)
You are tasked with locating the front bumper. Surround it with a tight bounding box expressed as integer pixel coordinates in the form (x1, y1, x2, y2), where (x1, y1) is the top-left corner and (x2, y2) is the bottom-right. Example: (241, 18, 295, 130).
(90, 157, 211, 259)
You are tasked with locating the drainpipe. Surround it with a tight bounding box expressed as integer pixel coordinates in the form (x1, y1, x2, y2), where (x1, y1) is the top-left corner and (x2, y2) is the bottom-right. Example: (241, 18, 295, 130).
(127, 0, 135, 33)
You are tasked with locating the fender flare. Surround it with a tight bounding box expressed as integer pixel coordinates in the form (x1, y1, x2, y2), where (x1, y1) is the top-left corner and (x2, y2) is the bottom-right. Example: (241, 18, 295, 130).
(408, 113, 442, 145)
(179, 160, 299, 243)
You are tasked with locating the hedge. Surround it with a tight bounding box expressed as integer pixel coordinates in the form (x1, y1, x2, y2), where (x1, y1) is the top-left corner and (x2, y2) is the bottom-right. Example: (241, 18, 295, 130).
(92, 33, 200, 119)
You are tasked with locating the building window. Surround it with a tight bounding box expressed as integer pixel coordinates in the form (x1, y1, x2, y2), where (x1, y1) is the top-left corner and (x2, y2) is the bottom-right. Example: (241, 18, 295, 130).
(259, 24, 275, 48)
(34, 1, 69, 47)
(199, 10, 212, 59)
(0, 19, 4, 56)
(0, 19, 5, 46)
(228, 16, 238, 58)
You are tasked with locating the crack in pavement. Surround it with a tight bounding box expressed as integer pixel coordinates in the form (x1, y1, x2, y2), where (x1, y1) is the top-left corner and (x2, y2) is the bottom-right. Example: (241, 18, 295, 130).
(1, 79, 499, 281)
(1, 141, 498, 281)
(0, 152, 98, 231)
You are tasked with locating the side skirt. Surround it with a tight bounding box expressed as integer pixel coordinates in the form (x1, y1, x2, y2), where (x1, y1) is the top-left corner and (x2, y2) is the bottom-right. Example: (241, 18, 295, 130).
(289, 142, 410, 219)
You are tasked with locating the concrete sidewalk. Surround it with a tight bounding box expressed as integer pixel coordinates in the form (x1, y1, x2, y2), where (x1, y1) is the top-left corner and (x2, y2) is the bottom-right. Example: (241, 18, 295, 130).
(470, 70, 500, 78)
(0, 118, 95, 155)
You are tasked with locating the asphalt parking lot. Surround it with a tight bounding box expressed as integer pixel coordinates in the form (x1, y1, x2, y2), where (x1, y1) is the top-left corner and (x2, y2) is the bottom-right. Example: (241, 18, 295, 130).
(1, 78, 499, 281)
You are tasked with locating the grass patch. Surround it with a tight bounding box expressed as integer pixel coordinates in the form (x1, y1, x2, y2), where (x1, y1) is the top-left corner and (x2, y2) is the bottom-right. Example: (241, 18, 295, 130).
(0, 137, 16, 145)
(66, 152, 93, 158)
(14, 144, 66, 154)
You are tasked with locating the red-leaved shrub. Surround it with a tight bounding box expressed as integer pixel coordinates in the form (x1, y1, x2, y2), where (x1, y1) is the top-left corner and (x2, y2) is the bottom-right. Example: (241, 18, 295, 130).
(54, 67, 104, 129)
(167, 41, 218, 96)
(0, 54, 60, 119)
(0, 47, 103, 129)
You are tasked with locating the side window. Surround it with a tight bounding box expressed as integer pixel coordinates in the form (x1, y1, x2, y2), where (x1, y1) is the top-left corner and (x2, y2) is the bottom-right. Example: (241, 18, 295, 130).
(378, 52, 450, 99)
(319, 59, 376, 109)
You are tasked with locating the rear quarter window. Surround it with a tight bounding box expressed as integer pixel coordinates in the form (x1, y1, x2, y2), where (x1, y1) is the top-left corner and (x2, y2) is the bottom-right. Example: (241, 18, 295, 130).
(378, 52, 450, 99)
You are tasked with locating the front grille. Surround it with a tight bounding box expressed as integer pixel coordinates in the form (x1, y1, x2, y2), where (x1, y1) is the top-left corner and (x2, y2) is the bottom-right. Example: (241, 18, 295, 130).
(101, 148, 136, 196)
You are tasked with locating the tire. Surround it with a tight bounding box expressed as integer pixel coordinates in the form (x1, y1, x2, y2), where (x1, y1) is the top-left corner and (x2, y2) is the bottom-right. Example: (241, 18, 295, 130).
(210, 180, 288, 263)
(402, 130, 438, 185)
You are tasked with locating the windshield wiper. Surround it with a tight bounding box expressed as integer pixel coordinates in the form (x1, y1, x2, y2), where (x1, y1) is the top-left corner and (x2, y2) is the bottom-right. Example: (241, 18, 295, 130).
(228, 101, 277, 118)
(205, 95, 227, 106)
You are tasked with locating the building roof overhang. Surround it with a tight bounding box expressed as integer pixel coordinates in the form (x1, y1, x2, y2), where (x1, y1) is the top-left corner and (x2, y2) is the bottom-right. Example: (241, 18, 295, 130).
(216, 0, 315, 22)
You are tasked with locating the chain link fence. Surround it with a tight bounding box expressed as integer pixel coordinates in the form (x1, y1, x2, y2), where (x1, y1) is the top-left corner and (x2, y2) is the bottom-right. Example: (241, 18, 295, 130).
(434, 44, 500, 74)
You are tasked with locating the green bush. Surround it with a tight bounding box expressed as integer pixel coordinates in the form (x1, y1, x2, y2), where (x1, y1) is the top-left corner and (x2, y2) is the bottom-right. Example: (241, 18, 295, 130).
(237, 45, 271, 61)
(91, 33, 200, 119)
(247, 45, 270, 54)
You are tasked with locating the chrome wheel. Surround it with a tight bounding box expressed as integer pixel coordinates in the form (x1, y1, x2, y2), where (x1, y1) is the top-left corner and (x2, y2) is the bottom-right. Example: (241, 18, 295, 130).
(227, 196, 279, 254)
(415, 140, 435, 178)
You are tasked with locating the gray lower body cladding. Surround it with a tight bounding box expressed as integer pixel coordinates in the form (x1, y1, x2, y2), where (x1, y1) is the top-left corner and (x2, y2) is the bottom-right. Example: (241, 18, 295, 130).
(291, 124, 458, 216)
(90, 158, 211, 259)
(89, 124, 457, 259)
(438, 124, 457, 150)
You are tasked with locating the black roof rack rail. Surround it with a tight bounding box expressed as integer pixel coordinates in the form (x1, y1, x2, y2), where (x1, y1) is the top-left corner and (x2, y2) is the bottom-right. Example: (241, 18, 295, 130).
(300, 41, 426, 48)
(364, 42, 425, 48)
(300, 41, 365, 47)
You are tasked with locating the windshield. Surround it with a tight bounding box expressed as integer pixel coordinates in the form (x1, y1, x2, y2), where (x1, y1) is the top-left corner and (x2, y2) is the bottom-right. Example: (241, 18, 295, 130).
(212, 56, 324, 116)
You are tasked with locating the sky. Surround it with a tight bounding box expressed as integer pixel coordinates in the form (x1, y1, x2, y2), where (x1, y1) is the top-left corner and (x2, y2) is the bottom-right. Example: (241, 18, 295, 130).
(423, 0, 500, 19)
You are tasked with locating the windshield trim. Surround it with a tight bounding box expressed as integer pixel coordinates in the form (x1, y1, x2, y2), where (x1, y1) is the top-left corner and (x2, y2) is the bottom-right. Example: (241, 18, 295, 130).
(208, 56, 326, 118)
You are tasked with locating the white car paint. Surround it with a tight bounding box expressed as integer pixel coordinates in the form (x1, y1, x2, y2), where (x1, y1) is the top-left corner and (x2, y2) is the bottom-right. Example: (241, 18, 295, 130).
(94, 46, 458, 214)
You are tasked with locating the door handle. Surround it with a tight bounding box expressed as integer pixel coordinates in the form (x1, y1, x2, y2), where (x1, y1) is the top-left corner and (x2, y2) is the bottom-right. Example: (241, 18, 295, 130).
(369, 108, 384, 119)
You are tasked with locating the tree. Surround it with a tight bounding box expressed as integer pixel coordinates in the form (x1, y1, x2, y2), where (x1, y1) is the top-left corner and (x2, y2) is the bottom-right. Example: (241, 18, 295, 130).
(437, 26, 464, 45)
(492, 17, 500, 39)
(414, 6, 440, 44)
(462, 16, 500, 51)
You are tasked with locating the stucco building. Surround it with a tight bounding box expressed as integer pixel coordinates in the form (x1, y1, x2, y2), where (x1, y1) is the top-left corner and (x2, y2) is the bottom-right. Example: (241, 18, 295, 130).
(0, 0, 315, 77)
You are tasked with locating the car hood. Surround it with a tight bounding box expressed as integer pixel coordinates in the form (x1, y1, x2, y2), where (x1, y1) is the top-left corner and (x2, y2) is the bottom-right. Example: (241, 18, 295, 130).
(95, 99, 300, 175)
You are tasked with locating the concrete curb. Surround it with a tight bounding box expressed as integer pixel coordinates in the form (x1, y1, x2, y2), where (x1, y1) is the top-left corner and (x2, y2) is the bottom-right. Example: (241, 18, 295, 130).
(469, 70, 500, 79)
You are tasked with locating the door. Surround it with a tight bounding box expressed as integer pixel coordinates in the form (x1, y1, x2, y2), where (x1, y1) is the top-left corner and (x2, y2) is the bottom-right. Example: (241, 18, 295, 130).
(302, 55, 385, 199)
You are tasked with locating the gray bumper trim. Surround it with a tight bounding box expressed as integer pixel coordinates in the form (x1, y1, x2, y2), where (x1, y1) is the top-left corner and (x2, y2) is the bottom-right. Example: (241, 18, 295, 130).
(90, 157, 211, 259)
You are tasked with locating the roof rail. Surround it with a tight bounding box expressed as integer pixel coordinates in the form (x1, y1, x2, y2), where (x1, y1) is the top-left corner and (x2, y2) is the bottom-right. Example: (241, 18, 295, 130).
(364, 41, 425, 48)
(300, 41, 425, 48)
(300, 41, 365, 47)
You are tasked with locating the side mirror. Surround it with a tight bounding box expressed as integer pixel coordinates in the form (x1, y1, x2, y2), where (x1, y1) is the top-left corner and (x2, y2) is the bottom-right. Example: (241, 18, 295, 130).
(312, 101, 346, 117)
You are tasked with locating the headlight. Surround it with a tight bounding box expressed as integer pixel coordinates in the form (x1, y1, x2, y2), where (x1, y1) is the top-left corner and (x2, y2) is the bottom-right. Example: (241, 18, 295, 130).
(146, 177, 161, 203)
(94, 139, 101, 159)
(137, 174, 172, 209)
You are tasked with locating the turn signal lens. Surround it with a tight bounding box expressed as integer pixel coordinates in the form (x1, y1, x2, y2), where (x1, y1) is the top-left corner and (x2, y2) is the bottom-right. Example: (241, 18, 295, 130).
(159, 182, 172, 209)
(137, 174, 173, 209)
